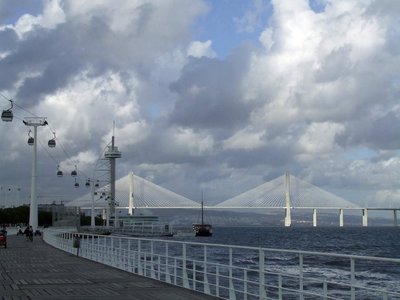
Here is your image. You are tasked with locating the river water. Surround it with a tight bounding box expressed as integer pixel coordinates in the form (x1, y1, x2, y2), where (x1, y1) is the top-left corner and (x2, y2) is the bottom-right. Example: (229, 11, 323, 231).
(167, 226, 400, 298)
(97, 226, 400, 298)
(178, 226, 400, 258)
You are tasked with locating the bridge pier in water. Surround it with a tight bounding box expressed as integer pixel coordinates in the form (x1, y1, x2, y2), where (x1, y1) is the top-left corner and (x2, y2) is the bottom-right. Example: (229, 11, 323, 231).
(339, 209, 344, 227)
(313, 208, 317, 227)
(394, 210, 398, 226)
(362, 209, 368, 227)
(284, 172, 292, 227)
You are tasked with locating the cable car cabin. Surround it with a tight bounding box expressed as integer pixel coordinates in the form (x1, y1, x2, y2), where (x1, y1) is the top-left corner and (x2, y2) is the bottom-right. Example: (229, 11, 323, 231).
(57, 170, 63, 177)
(27, 137, 34, 146)
(48, 139, 56, 147)
(85, 181, 90, 187)
(1, 110, 13, 122)
(74, 182, 79, 188)
(71, 170, 77, 177)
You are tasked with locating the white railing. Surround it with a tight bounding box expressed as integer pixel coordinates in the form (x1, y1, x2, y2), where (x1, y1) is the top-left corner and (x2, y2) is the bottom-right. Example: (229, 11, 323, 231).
(43, 229, 400, 300)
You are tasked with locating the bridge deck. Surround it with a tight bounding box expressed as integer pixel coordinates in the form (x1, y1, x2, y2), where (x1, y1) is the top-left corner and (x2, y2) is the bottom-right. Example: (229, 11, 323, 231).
(0, 234, 218, 300)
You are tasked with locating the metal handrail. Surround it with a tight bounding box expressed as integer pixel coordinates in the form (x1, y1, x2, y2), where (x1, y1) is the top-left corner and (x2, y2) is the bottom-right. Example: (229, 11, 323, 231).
(43, 229, 400, 300)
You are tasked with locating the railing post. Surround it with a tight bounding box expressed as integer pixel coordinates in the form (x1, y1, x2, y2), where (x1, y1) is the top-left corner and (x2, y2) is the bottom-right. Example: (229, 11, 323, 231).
(278, 274, 282, 300)
(127, 239, 131, 272)
(299, 253, 304, 300)
(118, 237, 122, 268)
(244, 270, 248, 300)
(151, 240, 156, 279)
(350, 258, 355, 300)
(259, 248, 266, 299)
(229, 248, 236, 300)
(193, 261, 196, 291)
(216, 264, 220, 298)
(103, 236, 107, 264)
(91, 235, 94, 260)
(165, 243, 171, 283)
(138, 240, 142, 275)
(182, 243, 189, 288)
(174, 258, 177, 285)
(110, 237, 114, 266)
(323, 281, 328, 300)
(203, 245, 210, 294)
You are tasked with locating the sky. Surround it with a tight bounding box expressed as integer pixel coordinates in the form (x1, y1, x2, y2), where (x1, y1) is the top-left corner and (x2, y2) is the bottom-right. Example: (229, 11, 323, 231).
(0, 0, 400, 208)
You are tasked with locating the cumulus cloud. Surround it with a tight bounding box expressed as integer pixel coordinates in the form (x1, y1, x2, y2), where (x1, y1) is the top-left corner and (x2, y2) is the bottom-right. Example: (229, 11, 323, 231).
(187, 40, 216, 58)
(1, 0, 400, 208)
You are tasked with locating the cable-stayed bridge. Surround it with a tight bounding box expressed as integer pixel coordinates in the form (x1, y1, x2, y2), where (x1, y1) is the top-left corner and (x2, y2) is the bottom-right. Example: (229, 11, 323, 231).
(68, 172, 400, 227)
(215, 172, 357, 209)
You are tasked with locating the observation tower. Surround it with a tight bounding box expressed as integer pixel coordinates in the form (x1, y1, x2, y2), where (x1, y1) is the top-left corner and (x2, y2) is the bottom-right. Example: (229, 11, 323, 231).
(104, 133, 122, 219)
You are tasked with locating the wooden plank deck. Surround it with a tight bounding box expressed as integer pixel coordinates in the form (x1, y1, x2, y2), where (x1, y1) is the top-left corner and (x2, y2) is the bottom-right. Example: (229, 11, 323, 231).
(0, 234, 219, 300)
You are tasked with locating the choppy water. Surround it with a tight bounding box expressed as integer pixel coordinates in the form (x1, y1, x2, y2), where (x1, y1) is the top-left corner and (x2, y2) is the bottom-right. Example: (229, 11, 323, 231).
(169, 226, 400, 298)
(90, 226, 400, 298)
(173, 226, 400, 258)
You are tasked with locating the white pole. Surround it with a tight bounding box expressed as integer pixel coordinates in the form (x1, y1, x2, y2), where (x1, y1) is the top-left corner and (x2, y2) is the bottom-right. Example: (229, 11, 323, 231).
(29, 125, 38, 231)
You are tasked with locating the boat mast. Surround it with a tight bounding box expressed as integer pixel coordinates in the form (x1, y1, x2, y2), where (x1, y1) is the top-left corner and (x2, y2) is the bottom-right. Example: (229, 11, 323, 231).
(201, 190, 204, 225)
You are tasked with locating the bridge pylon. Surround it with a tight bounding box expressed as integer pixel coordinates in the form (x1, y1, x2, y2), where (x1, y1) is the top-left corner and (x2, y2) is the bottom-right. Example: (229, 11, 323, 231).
(128, 171, 135, 215)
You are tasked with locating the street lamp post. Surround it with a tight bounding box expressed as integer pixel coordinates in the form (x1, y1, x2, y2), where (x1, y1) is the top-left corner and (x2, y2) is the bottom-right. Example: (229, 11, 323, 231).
(23, 117, 48, 230)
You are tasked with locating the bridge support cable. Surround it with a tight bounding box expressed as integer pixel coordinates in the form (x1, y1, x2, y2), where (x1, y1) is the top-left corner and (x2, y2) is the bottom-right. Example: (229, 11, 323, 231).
(128, 174, 200, 209)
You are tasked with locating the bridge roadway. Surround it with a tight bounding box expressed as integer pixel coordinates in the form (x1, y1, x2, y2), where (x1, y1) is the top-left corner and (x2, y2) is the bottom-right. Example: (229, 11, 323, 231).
(0, 234, 218, 300)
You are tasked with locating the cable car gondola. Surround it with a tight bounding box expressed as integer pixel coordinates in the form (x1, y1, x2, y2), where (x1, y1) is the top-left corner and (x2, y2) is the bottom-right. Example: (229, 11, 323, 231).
(71, 165, 77, 177)
(1, 100, 13, 122)
(48, 132, 56, 148)
(74, 178, 79, 188)
(56, 165, 63, 177)
(27, 130, 34, 146)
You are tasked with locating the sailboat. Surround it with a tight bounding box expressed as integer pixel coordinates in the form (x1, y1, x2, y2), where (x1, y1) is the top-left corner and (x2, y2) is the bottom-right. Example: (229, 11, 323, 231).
(193, 194, 213, 237)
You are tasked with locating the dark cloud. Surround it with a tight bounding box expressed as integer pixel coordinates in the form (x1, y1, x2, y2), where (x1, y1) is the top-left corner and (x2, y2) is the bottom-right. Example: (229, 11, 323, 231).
(169, 48, 253, 130)
(0, 26, 17, 52)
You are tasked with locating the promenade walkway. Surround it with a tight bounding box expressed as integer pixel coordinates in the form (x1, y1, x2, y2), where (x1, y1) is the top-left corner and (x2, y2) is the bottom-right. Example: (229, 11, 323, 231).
(0, 234, 219, 300)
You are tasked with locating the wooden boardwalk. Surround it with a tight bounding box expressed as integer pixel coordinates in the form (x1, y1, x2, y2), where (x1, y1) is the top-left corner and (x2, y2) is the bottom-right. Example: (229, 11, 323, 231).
(0, 234, 219, 300)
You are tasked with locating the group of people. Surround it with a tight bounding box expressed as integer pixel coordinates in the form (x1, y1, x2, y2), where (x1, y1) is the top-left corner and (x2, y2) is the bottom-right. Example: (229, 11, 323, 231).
(16, 225, 35, 241)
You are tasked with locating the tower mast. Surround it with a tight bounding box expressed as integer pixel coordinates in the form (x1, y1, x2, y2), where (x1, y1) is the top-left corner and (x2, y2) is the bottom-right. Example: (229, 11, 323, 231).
(104, 122, 122, 225)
